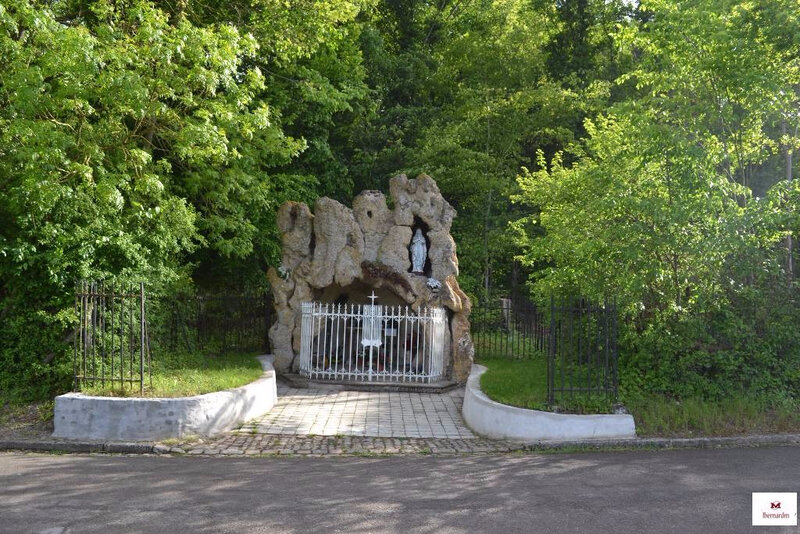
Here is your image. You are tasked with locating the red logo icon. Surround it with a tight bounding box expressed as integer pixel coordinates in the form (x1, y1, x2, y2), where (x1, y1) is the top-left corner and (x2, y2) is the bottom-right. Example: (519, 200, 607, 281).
(770, 502, 781, 509)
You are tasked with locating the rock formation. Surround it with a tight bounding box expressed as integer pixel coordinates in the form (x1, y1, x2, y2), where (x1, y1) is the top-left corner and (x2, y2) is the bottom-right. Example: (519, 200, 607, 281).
(268, 174, 474, 382)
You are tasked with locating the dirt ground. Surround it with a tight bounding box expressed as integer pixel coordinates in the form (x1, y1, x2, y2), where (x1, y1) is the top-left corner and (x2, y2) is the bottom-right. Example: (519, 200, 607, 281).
(0, 401, 55, 441)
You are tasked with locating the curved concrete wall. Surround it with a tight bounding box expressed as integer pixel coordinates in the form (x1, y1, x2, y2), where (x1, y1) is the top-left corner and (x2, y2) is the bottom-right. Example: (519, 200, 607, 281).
(53, 355, 277, 441)
(462, 364, 636, 441)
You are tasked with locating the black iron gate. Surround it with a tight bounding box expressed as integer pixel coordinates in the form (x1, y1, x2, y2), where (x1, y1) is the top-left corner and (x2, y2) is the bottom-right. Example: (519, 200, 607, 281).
(74, 281, 152, 394)
(472, 296, 618, 404)
(547, 297, 618, 404)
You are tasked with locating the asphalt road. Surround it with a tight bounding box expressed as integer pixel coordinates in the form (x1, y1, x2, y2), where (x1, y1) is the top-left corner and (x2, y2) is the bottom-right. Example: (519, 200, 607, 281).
(1, 446, 798, 534)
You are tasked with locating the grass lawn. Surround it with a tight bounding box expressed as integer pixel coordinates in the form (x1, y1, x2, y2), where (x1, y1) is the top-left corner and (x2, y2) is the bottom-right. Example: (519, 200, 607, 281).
(477, 356, 800, 436)
(626, 395, 800, 437)
(81, 351, 264, 398)
(477, 357, 550, 412)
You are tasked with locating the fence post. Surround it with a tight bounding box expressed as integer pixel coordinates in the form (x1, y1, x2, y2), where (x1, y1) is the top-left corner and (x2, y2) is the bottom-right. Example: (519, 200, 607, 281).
(264, 293, 271, 353)
(548, 295, 555, 405)
(73, 281, 79, 391)
(612, 298, 619, 401)
(139, 282, 145, 395)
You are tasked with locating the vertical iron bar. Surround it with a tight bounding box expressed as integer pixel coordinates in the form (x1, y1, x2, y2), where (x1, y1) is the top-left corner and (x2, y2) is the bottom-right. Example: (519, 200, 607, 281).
(402, 308, 408, 380)
(548, 295, 555, 405)
(83, 280, 88, 387)
(140, 282, 145, 395)
(91, 281, 97, 384)
(322, 304, 329, 376)
(603, 298, 610, 393)
(129, 285, 134, 390)
(611, 297, 619, 402)
(196, 297, 201, 354)
(120, 285, 125, 388)
(559, 297, 565, 400)
(73, 281, 79, 391)
(146, 298, 152, 390)
(389, 306, 395, 378)
(100, 281, 106, 388)
(492, 302, 500, 356)
(332, 304, 341, 379)
(395, 308, 402, 377)
(576, 297, 581, 397)
(263, 293, 272, 354)
(421, 309, 428, 380)
(592, 303, 598, 395)
(586, 300, 592, 395)
(82, 280, 87, 388)
(110, 283, 116, 387)
(348, 304, 355, 378)
(381, 309, 387, 381)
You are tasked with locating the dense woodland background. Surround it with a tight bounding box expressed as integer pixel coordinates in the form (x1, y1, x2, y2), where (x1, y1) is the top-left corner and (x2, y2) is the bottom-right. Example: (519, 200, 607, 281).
(1, 0, 799, 405)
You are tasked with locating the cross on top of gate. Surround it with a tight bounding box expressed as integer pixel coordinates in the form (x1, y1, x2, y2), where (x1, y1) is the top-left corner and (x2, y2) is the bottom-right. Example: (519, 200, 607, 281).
(367, 290, 378, 306)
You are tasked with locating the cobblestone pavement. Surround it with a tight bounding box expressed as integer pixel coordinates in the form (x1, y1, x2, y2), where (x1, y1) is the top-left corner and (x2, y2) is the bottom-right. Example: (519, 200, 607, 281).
(236, 383, 476, 439)
(161, 435, 526, 456)
(164, 382, 532, 455)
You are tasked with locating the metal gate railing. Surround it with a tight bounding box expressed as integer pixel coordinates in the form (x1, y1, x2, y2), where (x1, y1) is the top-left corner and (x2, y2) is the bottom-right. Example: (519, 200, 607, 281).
(472, 295, 619, 404)
(74, 281, 152, 394)
(155, 293, 272, 354)
(471, 298, 547, 359)
(548, 297, 618, 403)
(299, 298, 446, 383)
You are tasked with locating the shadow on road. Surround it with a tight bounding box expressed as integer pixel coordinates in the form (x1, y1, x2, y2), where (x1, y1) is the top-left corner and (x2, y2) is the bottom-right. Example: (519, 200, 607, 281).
(1, 447, 798, 533)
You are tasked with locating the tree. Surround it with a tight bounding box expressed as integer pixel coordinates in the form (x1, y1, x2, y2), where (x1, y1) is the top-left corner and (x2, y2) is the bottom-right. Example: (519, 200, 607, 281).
(0, 0, 298, 397)
(514, 0, 800, 398)
(403, 0, 623, 297)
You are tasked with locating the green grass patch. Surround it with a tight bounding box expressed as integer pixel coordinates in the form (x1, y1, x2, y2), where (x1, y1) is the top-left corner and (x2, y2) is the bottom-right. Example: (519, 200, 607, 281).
(80, 352, 263, 398)
(478, 355, 800, 431)
(478, 356, 616, 414)
(626, 394, 800, 437)
(477, 356, 550, 411)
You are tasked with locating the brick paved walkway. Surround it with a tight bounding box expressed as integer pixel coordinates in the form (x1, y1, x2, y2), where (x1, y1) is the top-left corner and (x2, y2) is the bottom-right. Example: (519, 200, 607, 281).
(235, 383, 476, 439)
(165, 382, 531, 455)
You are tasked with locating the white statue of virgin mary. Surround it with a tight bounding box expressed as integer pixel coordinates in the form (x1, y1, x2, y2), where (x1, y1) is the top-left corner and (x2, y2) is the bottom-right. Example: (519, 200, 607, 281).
(410, 228, 427, 273)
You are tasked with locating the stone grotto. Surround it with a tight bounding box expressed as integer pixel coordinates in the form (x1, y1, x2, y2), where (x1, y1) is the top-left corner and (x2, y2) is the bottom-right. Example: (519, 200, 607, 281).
(267, 174, 474, 383)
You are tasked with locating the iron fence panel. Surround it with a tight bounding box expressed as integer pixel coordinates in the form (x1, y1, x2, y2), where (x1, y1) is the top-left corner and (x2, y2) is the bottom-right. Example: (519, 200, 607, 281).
(472, 296, 618, 405)
(74, 281, 151, 394)
(299, 301, 447, 383)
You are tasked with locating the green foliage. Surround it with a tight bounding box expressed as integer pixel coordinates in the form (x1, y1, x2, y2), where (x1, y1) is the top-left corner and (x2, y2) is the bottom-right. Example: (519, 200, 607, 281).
(81, 351, 263, 398)
(514, 0, 800, 402)
(4, 0, 800, 412)
(399, 0, 617, 296)
(626, 394, 800, 437)
(0, 0, 368, 398)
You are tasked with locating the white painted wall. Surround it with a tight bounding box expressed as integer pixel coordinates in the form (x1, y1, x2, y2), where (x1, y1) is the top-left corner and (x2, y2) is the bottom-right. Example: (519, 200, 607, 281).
(53, 355, 277, 441)
(462, 364, 636, 441)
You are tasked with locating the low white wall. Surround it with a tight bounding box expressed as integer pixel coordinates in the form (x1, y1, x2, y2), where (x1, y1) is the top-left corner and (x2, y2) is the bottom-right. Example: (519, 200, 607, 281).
(53, 355, 277, 441)
(462, 364, 636, 441)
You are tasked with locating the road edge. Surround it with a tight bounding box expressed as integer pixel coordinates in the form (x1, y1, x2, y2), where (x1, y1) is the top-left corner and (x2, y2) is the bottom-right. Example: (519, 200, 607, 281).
(2, 432, 799, 456)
